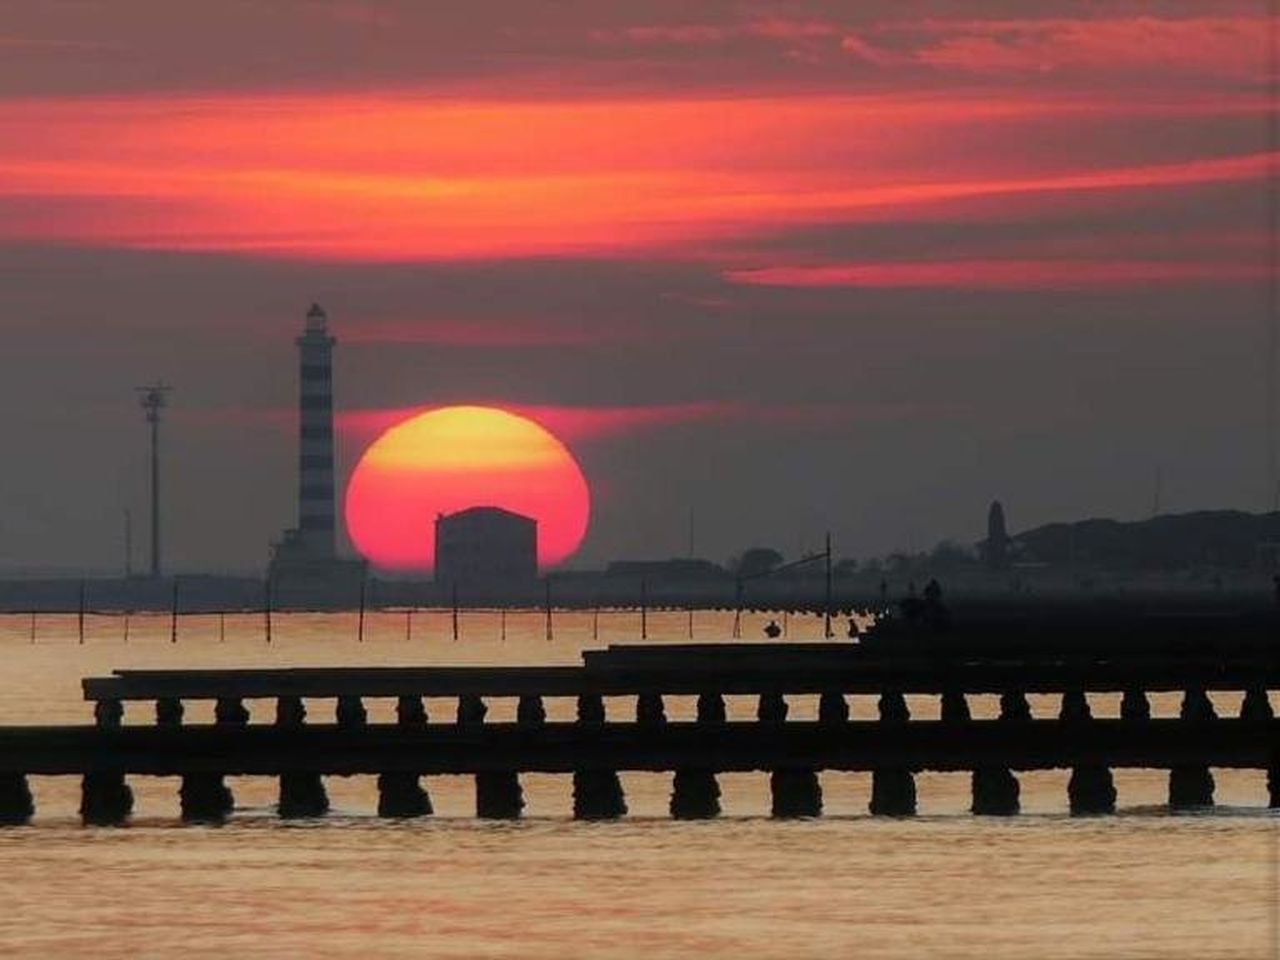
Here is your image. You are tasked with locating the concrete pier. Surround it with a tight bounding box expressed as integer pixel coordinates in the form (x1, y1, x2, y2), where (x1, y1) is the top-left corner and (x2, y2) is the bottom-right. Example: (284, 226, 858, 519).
(636, 692, 667, 725)
(155, 697, 183, 726)
(818, 691, 848, 723)
(1268, 765, 1279, 808)
(999, 691, 1032, 722)
(1058, 690, 1091, 722)
(81, 772, 133, 825)
(94, 699, 123, 728)
(458, 695, 487, 726)
(476, 771, 523, 819)
(770, 769, 821, 818)
(278, 772, 329, 818)
(215, 697, 249, 725)
(336, 695, 367, 726)
(941, 690, 970, 723)
(576, 693, 606, 725)
(1180, 688, 1216, 722)
(276, 696, 306, 726)
(878, 692, 909, 724)
(517, 694, 546, 726)
(869, 768, 917, 816)
(376, 773, 432, 818)
(397, 696, 427, 725)
(757, 692, 788, 724)
(972, 767, 1020, 815)
(1168, 765, 1214, 809)
(572, 770, 626, 820)
(0, 773, 33, 825)
(1121, 689, 1151, 721)
(670, 768, 720, 819)
(180, 773, 234, 822)
(697, 693, 726, 724)
(1240, 688, 1273, 721)
(1067, 765, 1116, 815)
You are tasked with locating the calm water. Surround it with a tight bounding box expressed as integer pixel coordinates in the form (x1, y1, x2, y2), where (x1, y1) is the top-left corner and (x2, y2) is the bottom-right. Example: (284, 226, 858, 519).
(0, 610, 1275, 959)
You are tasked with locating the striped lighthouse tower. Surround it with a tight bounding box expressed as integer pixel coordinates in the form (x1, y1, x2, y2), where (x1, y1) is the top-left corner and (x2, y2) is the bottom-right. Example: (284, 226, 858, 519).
(297, 303, 337, 558)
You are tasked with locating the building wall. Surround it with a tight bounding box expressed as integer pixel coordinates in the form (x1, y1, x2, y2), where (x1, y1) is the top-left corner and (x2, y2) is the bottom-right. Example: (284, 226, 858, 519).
(435, 509, 537, 587)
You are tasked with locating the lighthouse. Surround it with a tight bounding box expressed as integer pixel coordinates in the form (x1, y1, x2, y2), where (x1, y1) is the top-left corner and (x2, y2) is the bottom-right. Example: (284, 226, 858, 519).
(297, 303, 337, 557)
(268, 303, 366, 607)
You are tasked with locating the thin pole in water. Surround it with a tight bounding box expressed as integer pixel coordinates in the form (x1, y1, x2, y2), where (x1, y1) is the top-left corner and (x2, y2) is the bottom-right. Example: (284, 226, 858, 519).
(452, 584, 460, 642)
(592, 603, 599, 642)
(358, 577, 367, 643)
(732, 578, 742, 639)
(544, 578, 553, 642)
(824, 531, 834, 640)
(123, 611, 130, 644)
(264, 578, 273, 645)
(500, 607, 506, 642)
(687, 605, 693, 640)
(78, 581, 86, 645)
(640, 578, 648, 641)
(405, 608, 412, 643)
(169, 576, 179, 644)
(28, 611, 35, 644)
(782, 609, 788, 638)
(219, 611, 226, 643)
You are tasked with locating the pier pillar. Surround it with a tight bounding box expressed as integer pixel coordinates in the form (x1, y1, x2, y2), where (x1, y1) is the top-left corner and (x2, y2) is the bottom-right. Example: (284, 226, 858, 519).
(999, 691, 1032, 722)
(941, 690, 970, 723)
(1240, 688, 1273, 722)
(636, 693, 667, 726)
(576, 694, 606, 725)
(670, 769, 720, 819)
(1120, 689, 1151, 721)
(476, 772, 523, 819)
(80, 772, 133, 826)
(155, 697, 184, 726)
(377, 773, 432, 818)
(458, 695, 487, 726)
(278, 773, 329, 818)
(1268, 763, 1279, 808)
(971, 767, 1020, 816)
(696, 693, 726, 724)
(276, 696, 306, 726)
(215, 697, 250, 726)
(397, 696, 427, 726)
(1067, 766, 1116, 815)
(1168, 766, 1214, 809)
(573, 770, 627, 820)
(771, 769, 822, 818)
(818, 692, 849, 724)
(878, 692, 909, 724)
(517, 695, 546, 726)
(94, 699, 123, 728)
(757, 692, 788, 724)
(179, 773, 234, 823)
(1059, 690, 1092, 722)
(0, 773, 33, 825)
(336, 695, 367, 727)
(869, 769, 917, 816)
(1179, 688, 1216, 722)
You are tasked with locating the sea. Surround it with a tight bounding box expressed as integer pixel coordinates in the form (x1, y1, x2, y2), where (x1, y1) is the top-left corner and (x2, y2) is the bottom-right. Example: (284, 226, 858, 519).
(0, 608, 1274, 959)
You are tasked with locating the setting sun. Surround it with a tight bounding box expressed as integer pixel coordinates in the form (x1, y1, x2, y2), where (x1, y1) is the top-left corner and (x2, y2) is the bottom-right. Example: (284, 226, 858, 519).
(344, 405, 590, 573)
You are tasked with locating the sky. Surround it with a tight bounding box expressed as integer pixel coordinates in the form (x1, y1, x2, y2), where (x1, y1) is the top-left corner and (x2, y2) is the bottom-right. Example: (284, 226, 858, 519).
(0, 1, 1273, 575)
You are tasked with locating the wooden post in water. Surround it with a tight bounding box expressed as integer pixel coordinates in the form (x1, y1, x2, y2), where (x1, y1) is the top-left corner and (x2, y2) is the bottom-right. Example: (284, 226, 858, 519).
(78, 580, 86, 644)
(640, 577, 648, 641)
(500, 607, 506, 642)
(824, 531, 833, 639)
(263, 578, 273, 644)
(219, 611, 225, 643)
(169, 576, 179, 644)
(592, 603, 599, 642)
(357, 576, 367, 643)
(732, 578, 742, 639)
(543, 577, 552, 642)
(28, 610, 35, 644)
(405, 608, 412, 643)
(452, 585, 460, 642)
(123, 611, 130, 644)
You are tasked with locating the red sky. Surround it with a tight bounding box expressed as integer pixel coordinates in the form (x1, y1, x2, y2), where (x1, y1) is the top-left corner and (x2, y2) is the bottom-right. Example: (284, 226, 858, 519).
(0, 1, 1273, 572)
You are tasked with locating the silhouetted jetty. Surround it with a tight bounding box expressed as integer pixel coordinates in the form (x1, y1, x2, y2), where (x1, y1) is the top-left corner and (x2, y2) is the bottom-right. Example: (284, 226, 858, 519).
(0, 610, 1275, 825)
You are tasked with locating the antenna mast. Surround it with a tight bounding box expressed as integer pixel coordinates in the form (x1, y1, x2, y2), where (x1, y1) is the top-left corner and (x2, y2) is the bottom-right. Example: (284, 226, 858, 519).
(137, 382, 171, 578)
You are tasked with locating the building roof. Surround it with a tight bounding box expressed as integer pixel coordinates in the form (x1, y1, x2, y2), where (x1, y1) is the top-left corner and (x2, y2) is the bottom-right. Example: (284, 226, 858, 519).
(437, 505, 536, 526)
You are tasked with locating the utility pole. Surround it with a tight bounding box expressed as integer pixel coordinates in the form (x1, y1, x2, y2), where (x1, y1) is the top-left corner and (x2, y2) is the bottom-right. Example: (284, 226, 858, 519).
(136, 383, 171, 579)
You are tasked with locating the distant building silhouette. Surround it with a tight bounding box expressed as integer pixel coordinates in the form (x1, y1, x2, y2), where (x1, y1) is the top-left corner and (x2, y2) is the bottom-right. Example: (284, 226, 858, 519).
(435, 506, 537, 588)
(982, 500, 1011, 571)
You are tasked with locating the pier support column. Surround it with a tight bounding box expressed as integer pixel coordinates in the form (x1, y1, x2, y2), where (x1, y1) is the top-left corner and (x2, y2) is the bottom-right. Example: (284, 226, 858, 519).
(1179, 688, 1216, 722)
(1168, 766, 1214, 809)
(941, 690, 970, 723)
(278, 773, 329, 818)
(999, 691, 1032, 722)
(155, 698, 184, 726)
(1120, 689, 1150, 721)
(81, 772, 133, 826)
(396, 696, 427, 726)
(215, 697, 250, 726)
(476, 772, 523, 819)
(971, 767, 1020, 816)
(276, 696, 306, 727)
(336, 696, 367, 727)
(180, 773, 234, 823)
(573, 770, 627, 820)
(0, 773, 33, 825)
(878, 692, 909, 724)
(94, 699, 123, 728)
(697, 693, 726, 724)
(818, 692, 848, 724)
(771, 769, 822, 818)
(637, 693, 666, 726)
(517, 695, 546, 726)
(1067, 766, 1116, 815)
(377, 773, 432, 818)
(458, 695, 487, 726)
(1241, 688, 1273, 722)
(1268, 763, 1279, 808)
(576, 694, 606, 725)
(869, 769, 917, 816)
(670, 769, 721, 819)
(1059, 690, 1092, 723)
(757, 692, 788, 724)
